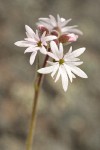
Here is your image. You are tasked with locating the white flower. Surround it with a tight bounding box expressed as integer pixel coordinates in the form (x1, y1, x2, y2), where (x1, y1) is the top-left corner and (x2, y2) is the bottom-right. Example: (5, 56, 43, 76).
(15, 25, 57, 65)
(37, 14, 83, 35)
(38, 41, 88, 91)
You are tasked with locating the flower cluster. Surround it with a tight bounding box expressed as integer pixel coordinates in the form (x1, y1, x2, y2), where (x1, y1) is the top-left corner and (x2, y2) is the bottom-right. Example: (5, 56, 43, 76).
(15, 14, 88, 91)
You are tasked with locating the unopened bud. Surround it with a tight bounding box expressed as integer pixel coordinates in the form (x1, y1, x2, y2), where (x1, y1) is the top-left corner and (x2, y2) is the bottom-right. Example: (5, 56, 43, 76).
(59, 34, 78, 43)
(53, 39, 59, 45)
(51, 30, 59, 37)
(67, 33, 78, 42)
(38, 25, 49, 35)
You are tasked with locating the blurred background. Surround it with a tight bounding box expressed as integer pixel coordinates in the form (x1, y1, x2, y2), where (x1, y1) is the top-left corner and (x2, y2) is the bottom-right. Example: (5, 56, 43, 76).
(0, 0, 100, 150)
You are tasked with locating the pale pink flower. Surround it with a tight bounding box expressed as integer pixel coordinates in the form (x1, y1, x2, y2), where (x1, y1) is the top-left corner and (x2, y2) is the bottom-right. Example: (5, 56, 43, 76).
(15, 25, 57, 65)
(37, 14, 83, 35)
(38, 41, 88, 91)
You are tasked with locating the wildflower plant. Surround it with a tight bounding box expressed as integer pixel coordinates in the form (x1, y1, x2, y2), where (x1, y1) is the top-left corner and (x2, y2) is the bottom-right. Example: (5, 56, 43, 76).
(15, 14, 88, 150)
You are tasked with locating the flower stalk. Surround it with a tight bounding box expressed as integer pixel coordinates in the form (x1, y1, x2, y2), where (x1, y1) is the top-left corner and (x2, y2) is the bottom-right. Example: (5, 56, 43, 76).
(26, 54, 49, 150)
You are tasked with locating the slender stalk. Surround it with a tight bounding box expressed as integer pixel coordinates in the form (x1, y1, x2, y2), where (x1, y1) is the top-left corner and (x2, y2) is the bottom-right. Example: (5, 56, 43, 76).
(26, 54, 49, 150)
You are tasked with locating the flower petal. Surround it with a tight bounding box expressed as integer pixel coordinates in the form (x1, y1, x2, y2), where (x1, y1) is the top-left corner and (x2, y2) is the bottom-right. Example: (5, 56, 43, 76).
(30, 51, 37, 65)
(25, 25, 35, 38)
(39, 46, 47, 54)
(60, 18, 72, 27)
(49, 15, 57, 27)
(41, 31, 46, 40)
(60, 65, 68, 91)
(55, 69, 61, 82)
(24, 38, 37, 43)
(57, 14, 61, 25)
(68, 46, 72, 54)
(63, 64, 73, 82)
(69, 61, 83, 66)
(67, 47, 86, 58)
(14, 41, 33, 47)
(63, 28, 83, 35)
(38, 66, 54, 74)
(70, 66, 88, 78)
(64, 47, 86, 59)
(62, 25, 78, 32)
(26, 32, 30, 38)
(64, 57, 80, 62)
(50, 41, 60, 59)
(35, 30, 40, 41)
(51, 63, 59, 78)
(43, 35, 57, 42)
(47, 52, 59, 61)
(59, 43, 63, 59)
(24, 46, 35, 53)
(37, 22, 52, 30)
(39, 17, 50, 23)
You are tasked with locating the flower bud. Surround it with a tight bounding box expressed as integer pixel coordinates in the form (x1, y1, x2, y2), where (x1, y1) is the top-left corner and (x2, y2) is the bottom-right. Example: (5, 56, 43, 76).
(38, 25, 49, 35)
(51, 30, 59, 37)
(67, 33, 78, 42)
(53, 39, 59, 45)
(59, 33, 78, 43)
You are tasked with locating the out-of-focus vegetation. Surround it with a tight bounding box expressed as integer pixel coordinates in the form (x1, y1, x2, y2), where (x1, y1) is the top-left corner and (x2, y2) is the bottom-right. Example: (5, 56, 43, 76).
(0, 0, 100, 149)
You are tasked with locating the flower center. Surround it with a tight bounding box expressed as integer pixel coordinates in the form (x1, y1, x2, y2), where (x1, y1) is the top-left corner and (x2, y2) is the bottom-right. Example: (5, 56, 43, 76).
(37, 41, 42, 47)
(59, 59, 64, 64)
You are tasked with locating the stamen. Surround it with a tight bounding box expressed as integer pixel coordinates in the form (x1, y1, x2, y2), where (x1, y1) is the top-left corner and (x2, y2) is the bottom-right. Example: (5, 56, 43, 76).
(59, 59, 64, 64)
(37, 41, 42, 47)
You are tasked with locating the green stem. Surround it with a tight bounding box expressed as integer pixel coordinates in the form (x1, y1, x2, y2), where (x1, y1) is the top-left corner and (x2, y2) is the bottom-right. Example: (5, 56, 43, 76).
(26, 54, 49, 150)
